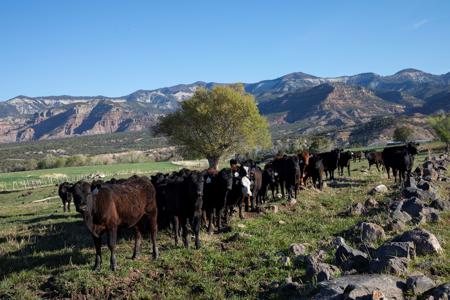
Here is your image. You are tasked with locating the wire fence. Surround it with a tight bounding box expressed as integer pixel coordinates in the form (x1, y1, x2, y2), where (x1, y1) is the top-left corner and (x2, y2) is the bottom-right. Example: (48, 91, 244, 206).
(0, 167, 179, 192)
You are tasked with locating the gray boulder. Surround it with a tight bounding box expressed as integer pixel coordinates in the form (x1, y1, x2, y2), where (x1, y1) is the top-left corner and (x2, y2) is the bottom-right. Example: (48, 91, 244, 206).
(311, 274, 406, 300)
(420, 282, 450, 300)
(305, 255, 340, 283)
(406, 275, 435, 296)
(369, 257, 409, 276)
(401, 197, 426, 218)
(431, 198, 450, 211)
(375, 241, 416, 260)
(335, 242, 370, 272)
(361, 222, 385, 244)
(392, 228, 443, 256)
(289, 243, 308, 256)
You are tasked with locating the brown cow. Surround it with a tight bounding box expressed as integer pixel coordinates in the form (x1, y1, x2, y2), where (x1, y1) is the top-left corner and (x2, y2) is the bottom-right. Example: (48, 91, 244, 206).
(71, 176, 158, 271)
(298, 151, 310, 186)
(365, 151, 383, 171)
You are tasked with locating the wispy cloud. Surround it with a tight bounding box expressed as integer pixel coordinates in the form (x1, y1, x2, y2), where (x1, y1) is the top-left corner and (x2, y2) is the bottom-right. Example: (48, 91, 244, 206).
(413, 19, 429, 30)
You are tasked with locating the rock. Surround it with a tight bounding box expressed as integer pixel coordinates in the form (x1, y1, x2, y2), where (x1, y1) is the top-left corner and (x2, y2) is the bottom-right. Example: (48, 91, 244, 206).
(431, 198, 450, 211)
(402, 187, 435, 202)
(414, 166, 423, 177)
(392, 228, 443, 256)
(289, 243, 307, 256)
(371, 184, 388, 194)
(305, 254, 340, 283)
(375, 241, 416, 260)
(276, 282, 307, 300)
(391, 205, 413, 224)
(423, 168, 439, 181)
(417, 180, 433, 191)
(278, 220, 286, 225)
(347, 202, 367, 216)
(401, 197, 426, 218)
(361, 222, 385, 244)
(310, 274, 405, 300)
(332, 236, 346, 248)
(335, 242, 369, 272)
(406, 176, 417, 188)
(369, 257, 409, 276)
(288, 199, 297, 206)
(406, 275, 435, 296)
(420, 282, 450, 300)
(385, 220, 407, 233)
(267, 205, 279, 214)
(364, 197, 379, 209)
(236, 223, 246, 228)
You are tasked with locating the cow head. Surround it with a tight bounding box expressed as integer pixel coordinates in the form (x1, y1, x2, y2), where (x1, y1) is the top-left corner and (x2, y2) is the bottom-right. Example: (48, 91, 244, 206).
(70, 181, 93, 214)
(406, 143, 419, 155)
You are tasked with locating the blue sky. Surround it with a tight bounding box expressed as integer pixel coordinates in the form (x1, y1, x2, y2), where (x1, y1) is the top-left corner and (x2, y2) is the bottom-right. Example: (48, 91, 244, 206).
(0, 0, 449, 100)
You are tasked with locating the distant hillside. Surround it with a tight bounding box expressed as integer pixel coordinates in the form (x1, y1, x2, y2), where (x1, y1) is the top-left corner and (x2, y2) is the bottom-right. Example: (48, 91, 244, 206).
(0, 69, 448, 144)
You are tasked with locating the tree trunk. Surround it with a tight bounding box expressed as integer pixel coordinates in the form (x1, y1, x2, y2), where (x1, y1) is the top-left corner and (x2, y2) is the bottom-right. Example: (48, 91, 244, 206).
(207, 156, 219, 169)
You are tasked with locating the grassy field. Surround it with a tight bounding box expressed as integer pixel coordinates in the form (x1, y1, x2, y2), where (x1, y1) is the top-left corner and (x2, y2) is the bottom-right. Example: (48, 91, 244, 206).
(0, 161, 180, 191)
(0, 154, 448, 299)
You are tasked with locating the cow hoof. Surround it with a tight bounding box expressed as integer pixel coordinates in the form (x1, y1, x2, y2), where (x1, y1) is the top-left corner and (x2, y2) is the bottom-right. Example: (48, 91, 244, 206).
(152, 250, 159, 259)
(131, 254, 139, 260)
(93, 265, 101, 271)
(110, 264, 117, 271)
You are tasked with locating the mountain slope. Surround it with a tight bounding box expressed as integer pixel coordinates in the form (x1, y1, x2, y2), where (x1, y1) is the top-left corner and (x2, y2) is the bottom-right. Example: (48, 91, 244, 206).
(0, 69, 448, 144)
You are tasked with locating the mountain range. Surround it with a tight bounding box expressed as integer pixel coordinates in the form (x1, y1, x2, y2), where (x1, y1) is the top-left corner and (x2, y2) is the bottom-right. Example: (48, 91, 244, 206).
(0, 68, 448, 144)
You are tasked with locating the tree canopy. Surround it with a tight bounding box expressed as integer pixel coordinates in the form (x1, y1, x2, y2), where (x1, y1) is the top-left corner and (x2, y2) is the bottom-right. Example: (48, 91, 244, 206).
(429, 114, 450, 152)
(393, 126, 414, 143)
(157, 84, 271, 168)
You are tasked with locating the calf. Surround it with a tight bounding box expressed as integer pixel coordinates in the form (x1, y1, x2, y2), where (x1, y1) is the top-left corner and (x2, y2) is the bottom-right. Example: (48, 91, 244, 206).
(365, 151, 383, 171)
(58, 182, 73, 212)
(298, 151, 310, 186)
(338, 151, 352, 176)
(71, 176, 158, 271)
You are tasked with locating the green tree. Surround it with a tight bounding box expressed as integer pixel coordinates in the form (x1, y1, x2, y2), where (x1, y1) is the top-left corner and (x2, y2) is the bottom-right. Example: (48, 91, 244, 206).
(308, 136, 331, 153)
(393, 126, 414, 143)
(157, 84, 271, 168)
(429, 114, 450, 152)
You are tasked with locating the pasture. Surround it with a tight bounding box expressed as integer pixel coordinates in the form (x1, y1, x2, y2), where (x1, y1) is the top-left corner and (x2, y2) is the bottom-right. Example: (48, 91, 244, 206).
(0, 154, 449, 299)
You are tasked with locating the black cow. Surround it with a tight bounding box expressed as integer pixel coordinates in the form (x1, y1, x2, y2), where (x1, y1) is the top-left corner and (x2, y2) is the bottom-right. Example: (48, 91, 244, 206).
(259, 163, 277, 203)
(319, 149, 341, 180)
(58, 182, 73, 212)
(284, 155, 300, 200)
(338, 151, 352, 176)
(164, 170, 205, 249)
(382, 143, 418, 183)
(225, 167, 245, 221)
(202, 168, 232, 233)
(303, 155, 324, 190)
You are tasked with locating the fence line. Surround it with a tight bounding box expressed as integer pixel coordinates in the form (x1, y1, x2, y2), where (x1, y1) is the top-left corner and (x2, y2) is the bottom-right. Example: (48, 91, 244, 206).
(0, 167, 180, 192)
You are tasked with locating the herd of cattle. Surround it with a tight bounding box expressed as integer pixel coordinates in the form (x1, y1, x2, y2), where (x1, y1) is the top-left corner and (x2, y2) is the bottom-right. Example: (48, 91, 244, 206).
(57, 143, 419, 271)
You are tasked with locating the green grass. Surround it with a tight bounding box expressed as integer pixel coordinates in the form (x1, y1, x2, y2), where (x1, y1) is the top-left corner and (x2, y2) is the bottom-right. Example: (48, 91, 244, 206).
(0, 161, 180, 190)
(0, 154, 448, 299)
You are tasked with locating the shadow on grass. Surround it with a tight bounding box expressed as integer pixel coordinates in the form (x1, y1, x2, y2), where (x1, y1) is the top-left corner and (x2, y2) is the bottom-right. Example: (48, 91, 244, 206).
(0, 219, 138, 279)
(326, 177, 370, 188)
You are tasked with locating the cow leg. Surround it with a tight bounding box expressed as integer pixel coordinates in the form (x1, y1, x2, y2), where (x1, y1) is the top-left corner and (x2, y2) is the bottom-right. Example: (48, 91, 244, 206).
(239, 197, 245, 219)
(107, 228, 117, 271)
(181, 218, 189, 249)
(149, 211, 159, 259)
(347, 165, 351, 177)
(92, 234, 102, 271)
(207, 209, 214, 234)
(132, 226, 142, 260)
(193, 214, 201, 249)
(376, 163, 380, 172)
(63, 201, 67, 213)
(67, 200, 71, 212)
(172, 216, 180, 246)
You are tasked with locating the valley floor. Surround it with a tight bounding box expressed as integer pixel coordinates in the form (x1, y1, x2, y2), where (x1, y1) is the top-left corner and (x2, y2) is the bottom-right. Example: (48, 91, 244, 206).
(0, 155, 448, 299)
